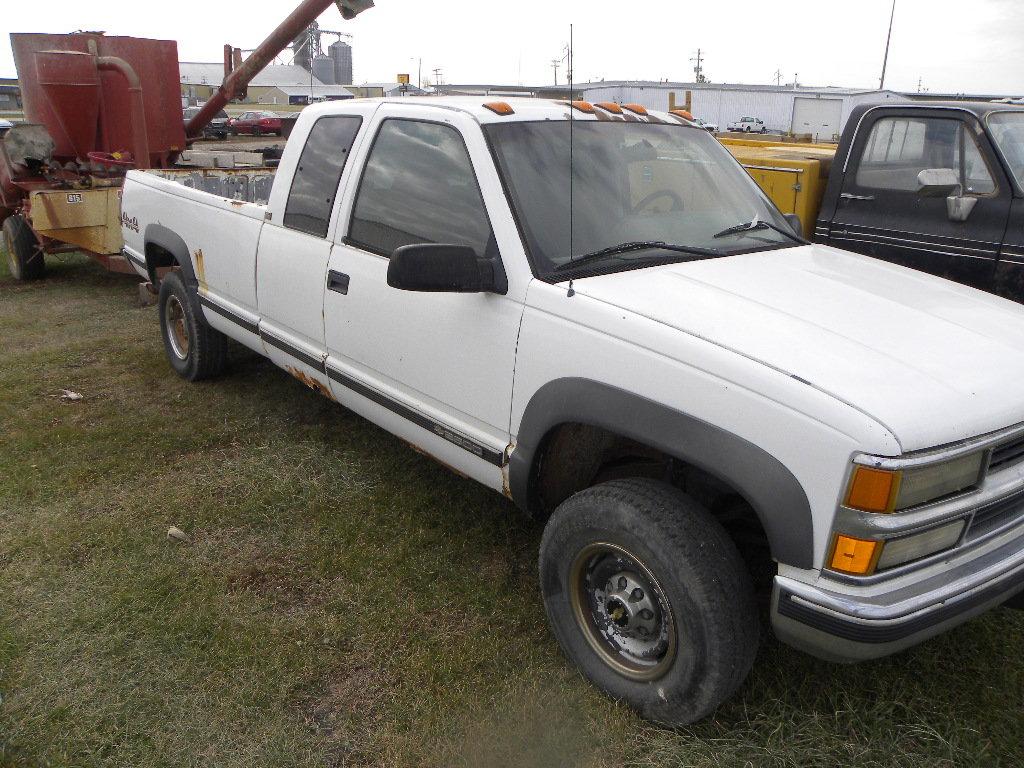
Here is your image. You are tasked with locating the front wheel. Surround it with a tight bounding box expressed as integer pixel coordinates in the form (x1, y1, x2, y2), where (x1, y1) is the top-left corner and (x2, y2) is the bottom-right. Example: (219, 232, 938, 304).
(539, 479, 759, 725)
(2, 214, 45, 281)
(158, 271, 227, 381)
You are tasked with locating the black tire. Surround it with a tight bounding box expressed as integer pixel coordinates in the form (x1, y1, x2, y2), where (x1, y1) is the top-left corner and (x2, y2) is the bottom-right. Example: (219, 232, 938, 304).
(2, 214, 45, 280)
(539, 479, 759, 725)
(158, 271, 227, 381)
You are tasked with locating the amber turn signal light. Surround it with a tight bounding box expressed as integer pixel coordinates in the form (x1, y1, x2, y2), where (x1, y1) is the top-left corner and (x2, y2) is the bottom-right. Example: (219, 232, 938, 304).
(670, 109, 694, 120)
(622, 103, 648, 115)
(845, 465, 901, 513)
(829, 535, 881, 575)
(595, 101, 623, 114)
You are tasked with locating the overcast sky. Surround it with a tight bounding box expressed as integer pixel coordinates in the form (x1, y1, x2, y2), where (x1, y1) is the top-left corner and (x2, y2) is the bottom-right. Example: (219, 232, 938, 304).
(2, 0, 1022, 95)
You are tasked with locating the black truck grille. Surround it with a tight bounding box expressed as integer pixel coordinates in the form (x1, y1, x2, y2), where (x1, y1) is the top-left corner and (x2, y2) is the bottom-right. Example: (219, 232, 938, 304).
(965, 490, 1024, 542)
(989, 436, 1024, 473)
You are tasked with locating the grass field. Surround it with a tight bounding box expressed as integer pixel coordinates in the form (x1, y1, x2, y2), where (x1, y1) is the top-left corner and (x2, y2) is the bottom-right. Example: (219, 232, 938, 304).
(1, 253, 1023, 768)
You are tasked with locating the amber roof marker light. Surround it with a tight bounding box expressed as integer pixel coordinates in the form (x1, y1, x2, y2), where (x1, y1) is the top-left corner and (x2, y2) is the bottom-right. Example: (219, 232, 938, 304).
(483, 101, 515, 116)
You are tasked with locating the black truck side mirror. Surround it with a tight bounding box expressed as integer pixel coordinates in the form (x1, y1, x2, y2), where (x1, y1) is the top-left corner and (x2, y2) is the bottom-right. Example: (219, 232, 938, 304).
(916, 168, 978, 223)
(387, 243, 503, 294)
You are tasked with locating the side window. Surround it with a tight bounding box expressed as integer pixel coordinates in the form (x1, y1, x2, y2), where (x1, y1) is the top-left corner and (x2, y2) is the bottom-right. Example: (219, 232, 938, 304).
(856, 116, 995, 194)
(348, 119, 494, 257)
(283, 115, 362, 238)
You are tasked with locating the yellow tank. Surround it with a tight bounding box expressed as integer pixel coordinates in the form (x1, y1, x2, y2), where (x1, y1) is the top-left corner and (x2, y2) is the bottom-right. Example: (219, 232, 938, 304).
(719, 137, 837, 238)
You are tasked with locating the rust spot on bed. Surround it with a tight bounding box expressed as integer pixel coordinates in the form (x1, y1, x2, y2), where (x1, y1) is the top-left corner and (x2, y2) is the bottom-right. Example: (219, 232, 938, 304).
(193, 248, 206, 288)
(286, 366, 336, 401)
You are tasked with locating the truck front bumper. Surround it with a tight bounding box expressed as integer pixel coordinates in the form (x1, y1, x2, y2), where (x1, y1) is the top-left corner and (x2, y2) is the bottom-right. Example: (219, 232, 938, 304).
(771, 518, 1024, 662)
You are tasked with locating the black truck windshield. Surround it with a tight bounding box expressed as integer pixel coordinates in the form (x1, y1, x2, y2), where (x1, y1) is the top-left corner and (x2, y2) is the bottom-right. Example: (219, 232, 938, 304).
(485, 120, 798, 277)
(989, 112, 1024, 189)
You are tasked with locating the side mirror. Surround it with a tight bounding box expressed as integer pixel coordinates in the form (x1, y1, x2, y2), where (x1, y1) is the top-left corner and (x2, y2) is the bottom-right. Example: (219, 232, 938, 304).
(783, 213, 804, 238)
(916, 168, 961, 198)
(387, 243, 502, 293)
(916, 168, 978, 222)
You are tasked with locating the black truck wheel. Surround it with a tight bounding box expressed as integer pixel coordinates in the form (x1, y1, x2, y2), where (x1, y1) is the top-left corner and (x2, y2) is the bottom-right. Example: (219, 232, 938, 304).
(539, 479, 759, 725)
(2, 214, 45, 281)
(158, 271, 227, 381)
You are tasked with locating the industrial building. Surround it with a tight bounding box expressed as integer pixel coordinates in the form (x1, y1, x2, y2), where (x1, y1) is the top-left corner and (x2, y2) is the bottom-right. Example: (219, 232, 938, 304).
(178, 62, 355, 106)
(443, 80, 910, 142)
(575, 81, 907, 141)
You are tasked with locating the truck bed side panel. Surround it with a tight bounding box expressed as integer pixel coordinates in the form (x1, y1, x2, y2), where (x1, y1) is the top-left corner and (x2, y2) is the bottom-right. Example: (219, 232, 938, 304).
(121, 170, 268, 318)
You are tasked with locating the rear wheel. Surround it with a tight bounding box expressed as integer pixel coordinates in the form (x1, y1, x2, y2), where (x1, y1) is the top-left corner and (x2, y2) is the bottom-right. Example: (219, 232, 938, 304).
(2, 214, 45, 280)
(539, 479, 759, 725)
(158, 271, 227, 381)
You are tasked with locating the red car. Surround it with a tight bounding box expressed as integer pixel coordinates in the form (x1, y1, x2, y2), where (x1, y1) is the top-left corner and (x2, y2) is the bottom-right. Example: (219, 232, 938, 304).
(227, 111, 283, 137)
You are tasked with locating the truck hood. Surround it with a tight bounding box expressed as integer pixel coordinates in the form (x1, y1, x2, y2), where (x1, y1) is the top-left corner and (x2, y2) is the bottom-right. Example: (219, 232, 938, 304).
(569, 244, 1024, 452)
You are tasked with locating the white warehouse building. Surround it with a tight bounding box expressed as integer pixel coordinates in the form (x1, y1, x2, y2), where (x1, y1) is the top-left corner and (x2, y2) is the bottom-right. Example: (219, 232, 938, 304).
(574, 81, 905, 142)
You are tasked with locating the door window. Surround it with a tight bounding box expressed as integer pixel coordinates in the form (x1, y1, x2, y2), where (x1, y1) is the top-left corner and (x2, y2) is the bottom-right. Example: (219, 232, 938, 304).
(283, 115, 362, 238)
(348, 119, 494, 258)
(856, 116, 995, 194)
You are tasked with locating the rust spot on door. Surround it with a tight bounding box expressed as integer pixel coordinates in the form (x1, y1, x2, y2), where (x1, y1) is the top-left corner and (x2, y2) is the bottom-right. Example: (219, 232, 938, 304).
(285, 366, 336, 401)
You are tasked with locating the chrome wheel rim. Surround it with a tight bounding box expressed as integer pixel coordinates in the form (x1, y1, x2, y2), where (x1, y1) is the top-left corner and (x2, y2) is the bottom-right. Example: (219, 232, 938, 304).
(165, 295, 190, 360)
(569, 542, 677, 681)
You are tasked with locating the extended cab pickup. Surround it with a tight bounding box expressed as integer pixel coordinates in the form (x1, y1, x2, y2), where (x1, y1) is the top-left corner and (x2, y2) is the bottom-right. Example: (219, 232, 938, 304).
(121, 97, 1024, 726)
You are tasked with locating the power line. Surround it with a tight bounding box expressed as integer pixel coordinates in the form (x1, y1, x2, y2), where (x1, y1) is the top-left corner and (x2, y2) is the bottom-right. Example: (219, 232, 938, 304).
(690, 48, 708, 84)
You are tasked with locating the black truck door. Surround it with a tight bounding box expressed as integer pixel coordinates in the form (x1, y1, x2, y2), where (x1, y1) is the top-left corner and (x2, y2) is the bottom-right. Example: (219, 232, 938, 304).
(824, 108, 1012, 290)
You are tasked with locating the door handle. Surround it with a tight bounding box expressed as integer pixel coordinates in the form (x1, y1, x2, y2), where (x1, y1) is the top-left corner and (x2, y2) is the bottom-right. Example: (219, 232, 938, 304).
(840, 192, 876, 202)
(327, 270, 350, 295)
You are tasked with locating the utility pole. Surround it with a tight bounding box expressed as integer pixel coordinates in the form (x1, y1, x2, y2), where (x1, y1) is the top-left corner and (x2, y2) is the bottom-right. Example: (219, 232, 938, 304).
(773, 69, 783, 87)
(880, 0, 896, 89)
(551, 58, 561, 86)
(691, 48, 707, 83)
(431, 67, 443, 88)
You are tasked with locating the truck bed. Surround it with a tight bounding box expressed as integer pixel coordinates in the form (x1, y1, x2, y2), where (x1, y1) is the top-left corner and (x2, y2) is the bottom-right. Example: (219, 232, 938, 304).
(144, 167, 277, 205)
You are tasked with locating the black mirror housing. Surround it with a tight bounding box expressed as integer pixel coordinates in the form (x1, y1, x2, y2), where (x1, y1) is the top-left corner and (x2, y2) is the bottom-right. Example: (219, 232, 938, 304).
(387, 244, 505, 294)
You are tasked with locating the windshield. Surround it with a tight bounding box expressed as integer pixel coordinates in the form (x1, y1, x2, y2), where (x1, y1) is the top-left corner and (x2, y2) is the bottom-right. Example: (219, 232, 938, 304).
(989, 112, 1024, 188)
(485, 120, 797, 277)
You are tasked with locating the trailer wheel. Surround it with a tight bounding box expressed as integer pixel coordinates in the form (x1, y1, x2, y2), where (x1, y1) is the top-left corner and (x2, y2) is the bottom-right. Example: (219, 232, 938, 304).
(158, 271, 227, 381)
(539, 479, 759, 725)
(2, 214, 45, 281)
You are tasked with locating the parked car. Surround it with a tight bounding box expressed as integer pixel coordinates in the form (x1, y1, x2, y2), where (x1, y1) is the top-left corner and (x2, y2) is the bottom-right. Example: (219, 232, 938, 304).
(693, 117, 718, 132)
(728, 116, 768, 133)
(120, 97, 1024, 727)
(182, 107, 230, 140)
(228, 111, 283, 137)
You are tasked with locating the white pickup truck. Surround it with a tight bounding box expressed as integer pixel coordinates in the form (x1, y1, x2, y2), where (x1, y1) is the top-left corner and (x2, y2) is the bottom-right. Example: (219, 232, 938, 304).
(121, 96, 1024, 725)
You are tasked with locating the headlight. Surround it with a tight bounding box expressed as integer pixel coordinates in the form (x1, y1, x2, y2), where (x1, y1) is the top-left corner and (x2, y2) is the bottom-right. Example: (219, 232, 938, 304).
(844, 451, 985, 513)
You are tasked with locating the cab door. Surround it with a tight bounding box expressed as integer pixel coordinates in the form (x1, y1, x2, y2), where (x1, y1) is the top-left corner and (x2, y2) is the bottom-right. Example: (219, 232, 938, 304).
(827, 109, 1012, 290)
(322, 105, 527, 492)
(255, 114, 363, 386)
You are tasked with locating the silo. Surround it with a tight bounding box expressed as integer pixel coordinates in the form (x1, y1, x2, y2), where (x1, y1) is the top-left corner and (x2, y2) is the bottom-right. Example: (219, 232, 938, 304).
(292, 29, 311, 71)
(312, 55, 335, 85)
(329, 41, 353, 85)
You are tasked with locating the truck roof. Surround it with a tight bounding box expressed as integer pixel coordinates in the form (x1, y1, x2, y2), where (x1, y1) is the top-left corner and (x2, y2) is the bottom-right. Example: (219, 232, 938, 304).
(300, 95, 694, 126)
(849, 100, 1024, 122)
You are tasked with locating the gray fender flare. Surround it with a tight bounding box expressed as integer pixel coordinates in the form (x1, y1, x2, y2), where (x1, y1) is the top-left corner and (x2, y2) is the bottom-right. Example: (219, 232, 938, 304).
(509, 378, 815, 569)
(143, 224, 197, 289)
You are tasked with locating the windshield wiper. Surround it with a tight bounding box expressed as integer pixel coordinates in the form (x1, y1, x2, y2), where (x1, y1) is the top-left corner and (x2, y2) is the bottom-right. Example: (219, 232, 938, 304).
(553, 240, 721, 273)
(713, 216, 807, 243)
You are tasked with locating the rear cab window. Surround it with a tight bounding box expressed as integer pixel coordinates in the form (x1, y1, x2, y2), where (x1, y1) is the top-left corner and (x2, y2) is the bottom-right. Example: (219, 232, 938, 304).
(282, 115, 363, 237)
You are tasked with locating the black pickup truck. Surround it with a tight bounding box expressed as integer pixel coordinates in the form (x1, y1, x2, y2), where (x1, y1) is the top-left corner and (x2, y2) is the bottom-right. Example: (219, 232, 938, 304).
(813, 102, 1024, 300)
